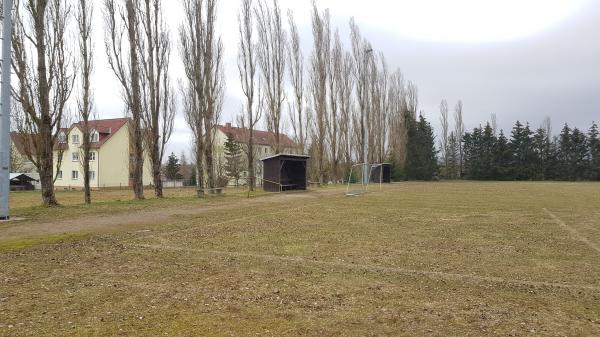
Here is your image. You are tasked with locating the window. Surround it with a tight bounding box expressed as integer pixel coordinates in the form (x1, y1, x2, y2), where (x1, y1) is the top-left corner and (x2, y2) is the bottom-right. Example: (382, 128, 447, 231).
(72, 134, 80, 144)
(57, 171, 63, 180)
(89, 151, 96, 161)
(72, 152, 80, 161)
(90, 130, 99, 143)
(71, 170, 79, 180)
(89, 171, 96, 180)
(58, 132, 66, 143)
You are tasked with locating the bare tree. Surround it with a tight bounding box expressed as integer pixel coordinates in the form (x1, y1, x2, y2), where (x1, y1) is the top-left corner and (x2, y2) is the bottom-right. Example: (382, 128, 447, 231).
(490, 112, 497, 136)
(104, 0, 145, 200)
(76, 0, 95, 205)
(139, 0, 175, 198)
(255, 0, 286, 153)
(387, 70, 408, 169)
(542, 116, 552, 138)
(439, 99, 449, 178)
(286, 9, 306, 154)
(309, 1, 330, 183)
(327, 29, 342, 182)
(180, 0, 224, 194)
(237, 0, 260, 191)
(12, 0, 75, 206)
(337, 50, 354, 181)
(349, 17, 372, 165)
(374, 53, 389, 163)
(454, 100, 465, 178)
(180, 82, 203, 194)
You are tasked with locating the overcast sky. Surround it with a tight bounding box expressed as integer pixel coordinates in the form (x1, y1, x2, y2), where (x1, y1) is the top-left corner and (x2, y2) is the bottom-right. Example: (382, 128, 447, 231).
(90, 0, 600, 156)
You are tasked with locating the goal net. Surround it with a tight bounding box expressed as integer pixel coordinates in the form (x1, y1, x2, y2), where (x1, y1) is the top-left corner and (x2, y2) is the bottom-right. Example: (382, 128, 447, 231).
(345, 163, 372, 196)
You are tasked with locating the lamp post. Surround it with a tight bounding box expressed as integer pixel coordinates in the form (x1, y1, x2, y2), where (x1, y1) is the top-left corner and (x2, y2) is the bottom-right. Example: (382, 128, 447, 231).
(0, 0, 13, 220)
(362, 47, 373, 189)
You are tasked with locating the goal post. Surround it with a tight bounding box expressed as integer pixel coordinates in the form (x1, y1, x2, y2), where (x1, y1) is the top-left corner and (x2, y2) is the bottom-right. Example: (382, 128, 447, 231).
(345, 163, 375, 196)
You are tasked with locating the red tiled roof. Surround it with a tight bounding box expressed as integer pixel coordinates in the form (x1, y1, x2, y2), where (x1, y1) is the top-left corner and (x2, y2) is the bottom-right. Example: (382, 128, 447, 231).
(71, 118, 129, 149)
(12, 118, 130, 155)
(217, 124, 296, 149)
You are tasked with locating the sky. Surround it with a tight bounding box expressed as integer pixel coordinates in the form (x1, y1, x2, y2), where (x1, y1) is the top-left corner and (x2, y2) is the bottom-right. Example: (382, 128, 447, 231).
(90, 0, 600, 156)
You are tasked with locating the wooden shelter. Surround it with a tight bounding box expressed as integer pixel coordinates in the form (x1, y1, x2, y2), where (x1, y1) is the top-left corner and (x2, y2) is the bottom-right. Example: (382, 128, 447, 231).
(10, 173, 38, 191)
(261, 154, 310, 192)
(370, 163, 392, 183)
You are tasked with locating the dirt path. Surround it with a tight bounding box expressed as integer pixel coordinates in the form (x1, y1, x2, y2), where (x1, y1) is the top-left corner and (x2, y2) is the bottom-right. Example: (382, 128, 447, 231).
(0, 187, 359, 243)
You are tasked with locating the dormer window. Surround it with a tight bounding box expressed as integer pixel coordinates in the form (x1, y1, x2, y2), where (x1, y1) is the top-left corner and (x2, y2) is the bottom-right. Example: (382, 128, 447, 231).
(90, 130, 99, 143)
(58, 132, 66, 143)
(72, 134, 80, 144)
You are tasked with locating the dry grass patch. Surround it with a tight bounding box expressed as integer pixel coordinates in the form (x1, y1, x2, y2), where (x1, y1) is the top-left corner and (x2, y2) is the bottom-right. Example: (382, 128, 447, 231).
(1, 182, 599, 336)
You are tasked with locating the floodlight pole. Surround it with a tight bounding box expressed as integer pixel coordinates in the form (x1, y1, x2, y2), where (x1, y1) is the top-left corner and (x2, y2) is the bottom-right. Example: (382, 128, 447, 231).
(362, 47, 373, 188)
(0, 0, 13, 220)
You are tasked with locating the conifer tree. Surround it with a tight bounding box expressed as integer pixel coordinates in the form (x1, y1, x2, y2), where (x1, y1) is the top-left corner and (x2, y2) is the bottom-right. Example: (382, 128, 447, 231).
(224, 133, 243, 186)
(558, 124, 572, 180)
(570, 128, 588, 180)
(589, 122, 600, 180)
(494, 130, 512, 180)
(165, 153, 182, 180)
(406, 114, 437, 180)
(447, 132, 459, 179)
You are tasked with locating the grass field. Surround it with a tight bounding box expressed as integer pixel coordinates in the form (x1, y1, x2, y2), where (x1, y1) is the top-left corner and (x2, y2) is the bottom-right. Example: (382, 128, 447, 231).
(1, 182, 599, 336)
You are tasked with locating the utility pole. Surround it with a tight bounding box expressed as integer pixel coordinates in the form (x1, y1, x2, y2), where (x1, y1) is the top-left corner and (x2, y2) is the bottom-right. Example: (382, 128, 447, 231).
(362, 47, 373, 189)
(0, 0, 13, 220)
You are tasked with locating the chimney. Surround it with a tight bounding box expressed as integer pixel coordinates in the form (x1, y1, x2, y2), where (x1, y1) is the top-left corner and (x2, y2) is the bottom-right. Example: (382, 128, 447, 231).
(225, 122, 232, 129)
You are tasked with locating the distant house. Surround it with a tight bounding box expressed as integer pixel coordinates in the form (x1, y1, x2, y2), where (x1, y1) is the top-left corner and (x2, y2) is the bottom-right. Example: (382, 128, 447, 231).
(214, 123, 298, 184)
(11, 118, 153, 190)
(9, 173, 39, 191)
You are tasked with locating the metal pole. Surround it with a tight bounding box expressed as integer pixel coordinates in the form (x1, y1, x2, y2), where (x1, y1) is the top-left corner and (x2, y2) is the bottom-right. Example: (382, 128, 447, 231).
(0, 0, 14, 220)
(362, 48, 372, 189)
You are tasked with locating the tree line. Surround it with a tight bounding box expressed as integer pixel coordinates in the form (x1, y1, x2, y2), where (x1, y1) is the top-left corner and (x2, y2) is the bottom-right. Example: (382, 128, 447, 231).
(236, 0, 424, 188)
(456, 120, 600, 181)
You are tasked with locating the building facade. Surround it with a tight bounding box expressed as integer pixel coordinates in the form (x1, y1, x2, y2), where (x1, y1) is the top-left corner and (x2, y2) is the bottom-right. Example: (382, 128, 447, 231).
(12, 118, 153, 190)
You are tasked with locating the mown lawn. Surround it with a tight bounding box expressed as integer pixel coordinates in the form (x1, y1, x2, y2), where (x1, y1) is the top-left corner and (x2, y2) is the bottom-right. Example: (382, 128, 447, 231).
(1, 182, 599, 336)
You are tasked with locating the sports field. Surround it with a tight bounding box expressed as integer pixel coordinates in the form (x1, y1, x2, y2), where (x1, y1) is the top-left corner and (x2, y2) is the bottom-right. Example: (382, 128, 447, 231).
(1, 182, 599, 336)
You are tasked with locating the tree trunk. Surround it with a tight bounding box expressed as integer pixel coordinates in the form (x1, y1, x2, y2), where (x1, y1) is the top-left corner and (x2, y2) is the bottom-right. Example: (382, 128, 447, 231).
(204, 142, 215, 192)
(127, 0, 145, 200)
(39, 137, 57, 206)
(248, 135, 255, 191)
(152, 148, 163, 197)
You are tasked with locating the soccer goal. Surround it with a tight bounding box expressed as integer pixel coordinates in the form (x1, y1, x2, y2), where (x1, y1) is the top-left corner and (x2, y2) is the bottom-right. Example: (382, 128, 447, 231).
(345, 163, 373, 196)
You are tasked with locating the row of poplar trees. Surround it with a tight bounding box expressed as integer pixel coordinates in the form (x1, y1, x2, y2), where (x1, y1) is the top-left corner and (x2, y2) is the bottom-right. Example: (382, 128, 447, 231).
(12, 0, 431, 206)
(12, 0, 178, 206)
(236, 0, 424, 187)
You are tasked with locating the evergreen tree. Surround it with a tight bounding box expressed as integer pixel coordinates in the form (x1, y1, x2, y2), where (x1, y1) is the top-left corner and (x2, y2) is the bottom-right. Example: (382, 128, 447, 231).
(224, 133, 243, 186)
(510, 121, 535, 180)
(447, 132, 459, 179)
(532, 127, 550, 180)
(494, 130, 512, 180)
(480, 123, 496, 179)
(589, 122, 600, 180)
(406, 114, 438, 180)
(165, 153, 182, 180)
(570, 128, 588, 180)
(558, 124, 572, 180)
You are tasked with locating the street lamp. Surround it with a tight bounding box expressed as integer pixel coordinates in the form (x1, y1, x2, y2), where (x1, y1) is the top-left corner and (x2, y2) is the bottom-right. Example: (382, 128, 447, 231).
(362, 47, 373, 189)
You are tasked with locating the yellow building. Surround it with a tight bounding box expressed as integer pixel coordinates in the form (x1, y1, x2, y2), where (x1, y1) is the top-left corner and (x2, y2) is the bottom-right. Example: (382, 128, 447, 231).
(12, 118, 153, 190)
